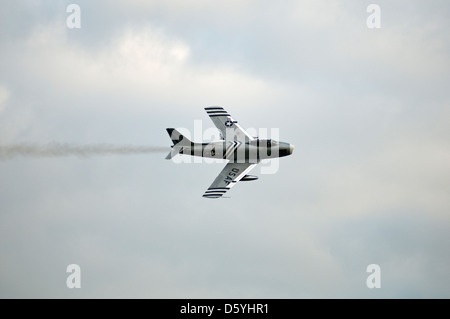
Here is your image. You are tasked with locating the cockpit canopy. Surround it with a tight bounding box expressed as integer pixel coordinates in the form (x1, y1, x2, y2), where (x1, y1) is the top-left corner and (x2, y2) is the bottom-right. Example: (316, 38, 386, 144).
(247, 139, 279, 147)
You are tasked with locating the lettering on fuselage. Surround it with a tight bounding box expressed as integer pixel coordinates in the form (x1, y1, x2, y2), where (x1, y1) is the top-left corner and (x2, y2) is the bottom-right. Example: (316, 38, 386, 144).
(224, 168, 240, 186)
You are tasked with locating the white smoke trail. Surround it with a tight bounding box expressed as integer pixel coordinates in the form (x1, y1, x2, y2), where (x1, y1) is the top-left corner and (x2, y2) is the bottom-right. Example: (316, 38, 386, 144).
(0, 143, 168, 160)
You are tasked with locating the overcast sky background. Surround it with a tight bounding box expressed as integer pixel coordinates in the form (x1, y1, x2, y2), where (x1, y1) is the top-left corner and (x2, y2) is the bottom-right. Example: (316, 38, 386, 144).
(1, 0, 449, 298)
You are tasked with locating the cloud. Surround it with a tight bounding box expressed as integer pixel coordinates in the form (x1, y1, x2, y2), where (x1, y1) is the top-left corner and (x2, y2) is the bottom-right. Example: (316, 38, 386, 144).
(322, 138, 450, 218)
(1, 1, 450, 299)
(0, 86, 9, 114)
(2, 22, 283, 116)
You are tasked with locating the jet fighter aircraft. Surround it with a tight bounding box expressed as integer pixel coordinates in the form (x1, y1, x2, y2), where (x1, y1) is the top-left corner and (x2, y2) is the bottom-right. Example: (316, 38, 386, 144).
(166, 106, 294, 198)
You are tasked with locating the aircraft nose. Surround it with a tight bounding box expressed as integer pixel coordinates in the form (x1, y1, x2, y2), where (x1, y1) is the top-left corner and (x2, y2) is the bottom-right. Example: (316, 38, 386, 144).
(289, 144, 295, 154)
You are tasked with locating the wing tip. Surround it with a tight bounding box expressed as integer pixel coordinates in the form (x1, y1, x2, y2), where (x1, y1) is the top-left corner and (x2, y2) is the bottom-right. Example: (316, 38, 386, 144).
(202, 195, 221, 199)
(202, 187, 230, 199)
(205, 106, 229, 116)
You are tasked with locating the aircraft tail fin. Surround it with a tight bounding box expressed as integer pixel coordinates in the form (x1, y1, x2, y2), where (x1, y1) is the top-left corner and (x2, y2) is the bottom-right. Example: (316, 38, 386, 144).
(165, 128, 191, 160)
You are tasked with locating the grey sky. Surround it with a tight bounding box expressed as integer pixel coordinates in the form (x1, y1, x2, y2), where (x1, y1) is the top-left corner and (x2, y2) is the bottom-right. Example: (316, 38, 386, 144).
(1, 0, 449, 298)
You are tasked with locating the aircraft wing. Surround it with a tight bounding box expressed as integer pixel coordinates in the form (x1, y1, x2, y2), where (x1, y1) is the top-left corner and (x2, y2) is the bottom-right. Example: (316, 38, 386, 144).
(205, 106, 254, 142)
(202, 162, 258, 199)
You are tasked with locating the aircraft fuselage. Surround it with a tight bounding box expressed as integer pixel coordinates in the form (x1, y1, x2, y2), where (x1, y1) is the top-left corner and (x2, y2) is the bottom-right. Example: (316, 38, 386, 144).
(176, 139, 294, 163)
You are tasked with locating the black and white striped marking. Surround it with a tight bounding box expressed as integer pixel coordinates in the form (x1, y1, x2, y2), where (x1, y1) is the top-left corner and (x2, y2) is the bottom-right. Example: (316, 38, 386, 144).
(223, 141, 240, 159)
(205, 107, 230, 117)
(202, 187, 230, 198)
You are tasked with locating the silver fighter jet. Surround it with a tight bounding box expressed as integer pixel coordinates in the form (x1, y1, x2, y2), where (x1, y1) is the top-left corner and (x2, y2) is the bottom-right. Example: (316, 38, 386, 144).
(166, 106, 294, 198)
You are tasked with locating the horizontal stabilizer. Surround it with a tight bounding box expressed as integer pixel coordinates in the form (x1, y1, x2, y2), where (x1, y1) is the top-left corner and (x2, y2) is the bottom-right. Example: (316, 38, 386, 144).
(165, 146, 184, 160)
(165, 150, 174, 160)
